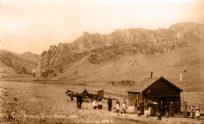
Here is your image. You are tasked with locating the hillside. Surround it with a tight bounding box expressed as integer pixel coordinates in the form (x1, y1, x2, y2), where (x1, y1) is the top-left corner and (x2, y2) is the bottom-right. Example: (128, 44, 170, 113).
(21, 51, 40, 62)
(58, 44, 204, 90)
(40, 22, 204, 90)
(0, 50, 38, 76)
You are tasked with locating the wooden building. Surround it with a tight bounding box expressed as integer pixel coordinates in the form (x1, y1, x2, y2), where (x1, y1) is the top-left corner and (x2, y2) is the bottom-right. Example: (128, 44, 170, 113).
(97, 89, 104, 98)
(127, 76, 183, 114)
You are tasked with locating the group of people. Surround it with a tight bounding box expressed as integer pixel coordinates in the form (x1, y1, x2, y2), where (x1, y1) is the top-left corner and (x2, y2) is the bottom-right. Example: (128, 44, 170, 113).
(107, 96, 127, 114)
(144, 100, 154, 118)
(74, 94, 201, 120)
(92, 97, 103, 110)
(158, 101, 175, 118)
(114, 99, 127, 114)
(134, 99, 153, 116)
(75, 94, 127, 114)
(183, 101, 200, 120)
(134, 99, 176, 119)
(157, 100, 201, 120)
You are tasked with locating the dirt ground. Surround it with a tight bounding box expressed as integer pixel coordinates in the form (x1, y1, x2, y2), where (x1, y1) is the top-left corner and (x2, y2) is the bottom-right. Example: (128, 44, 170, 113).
(0, 81, 203, 124)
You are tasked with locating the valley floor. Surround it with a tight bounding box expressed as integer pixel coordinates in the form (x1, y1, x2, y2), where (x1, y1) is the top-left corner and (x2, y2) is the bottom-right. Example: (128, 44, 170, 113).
(0, 81, 203, 124)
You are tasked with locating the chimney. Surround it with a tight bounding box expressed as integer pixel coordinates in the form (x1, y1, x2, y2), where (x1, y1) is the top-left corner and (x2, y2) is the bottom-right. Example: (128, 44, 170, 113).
(151, 72, 153, 78)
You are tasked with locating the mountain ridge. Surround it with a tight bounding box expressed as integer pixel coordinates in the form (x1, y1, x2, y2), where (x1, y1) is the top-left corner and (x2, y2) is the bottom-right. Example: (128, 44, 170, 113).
(40, 22, 204, 75)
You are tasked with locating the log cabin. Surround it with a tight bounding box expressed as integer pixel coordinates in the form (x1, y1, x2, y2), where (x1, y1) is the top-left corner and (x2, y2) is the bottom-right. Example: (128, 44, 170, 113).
(127, 76, 183, 115)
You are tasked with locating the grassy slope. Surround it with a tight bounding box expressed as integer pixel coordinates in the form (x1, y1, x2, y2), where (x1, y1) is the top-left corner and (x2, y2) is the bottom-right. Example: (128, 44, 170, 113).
(58, 43, 204, 90)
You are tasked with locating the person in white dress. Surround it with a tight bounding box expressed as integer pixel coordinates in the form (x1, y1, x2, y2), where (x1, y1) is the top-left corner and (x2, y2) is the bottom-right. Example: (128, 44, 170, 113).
(115, 100, 120, 113)
(93, 99, 98, 109)
(195, 106, 200, 120)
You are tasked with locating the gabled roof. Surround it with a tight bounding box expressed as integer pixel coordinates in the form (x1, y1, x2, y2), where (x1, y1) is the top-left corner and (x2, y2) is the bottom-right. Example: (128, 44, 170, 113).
(127, 76, 183, 93)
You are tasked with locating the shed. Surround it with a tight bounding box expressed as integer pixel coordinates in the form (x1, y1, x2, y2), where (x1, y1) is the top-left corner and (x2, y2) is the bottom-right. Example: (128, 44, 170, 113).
(127, 76, 183, 114)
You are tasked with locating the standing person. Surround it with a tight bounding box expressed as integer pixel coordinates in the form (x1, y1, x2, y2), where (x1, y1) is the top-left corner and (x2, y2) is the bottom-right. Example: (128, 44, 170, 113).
(141, 101, 144, 115)
(144, 98, 147, 111)
(121, 99, 127, 114)
(169, 101, 174, 117)
(183, 102, 188, 118)
(76, 93, 80, 108)
(134, 100, 138, 113)
(156, 111, 162, 120)
(149, 100, 153, 116)
(195, 106, 200, 120)
(160, 101, 165, 116)
(145, 100, 150, 118)
(98, 97, 103, 110)
(93, 98, 98, 109)
(190, 105, 195, 119)
(70, 93, 74, 101)
(107, 96, 112, 111)
(137, 101, 142, 116)
(115, 100, 120, 113)
(138, 101, 143, 115)
(77, 93, 83, 109)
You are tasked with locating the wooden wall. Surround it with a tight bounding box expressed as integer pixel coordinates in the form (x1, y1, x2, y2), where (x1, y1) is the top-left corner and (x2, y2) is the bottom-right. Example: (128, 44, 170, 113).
(128, 93, 142, 106)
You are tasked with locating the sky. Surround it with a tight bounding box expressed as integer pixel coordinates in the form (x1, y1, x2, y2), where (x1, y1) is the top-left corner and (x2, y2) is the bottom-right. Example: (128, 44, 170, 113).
(0, 0, 203, 54)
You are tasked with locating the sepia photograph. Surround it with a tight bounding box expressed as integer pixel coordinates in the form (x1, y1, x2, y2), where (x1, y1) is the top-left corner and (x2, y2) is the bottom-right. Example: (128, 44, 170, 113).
(0, 0, 204, 123)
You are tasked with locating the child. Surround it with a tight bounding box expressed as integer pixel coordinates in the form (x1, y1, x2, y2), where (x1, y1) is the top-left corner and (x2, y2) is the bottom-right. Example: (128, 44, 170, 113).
(93, 99, 98, 109)
(115, 100, 120, 113)
(156, 111, 161, 120)
(195, 106, 200, 120)
(190, 105, 195, 119)
(144, 109, 149, 119)
(98, 98, 103, 110)
(121, 99, 127, 114)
